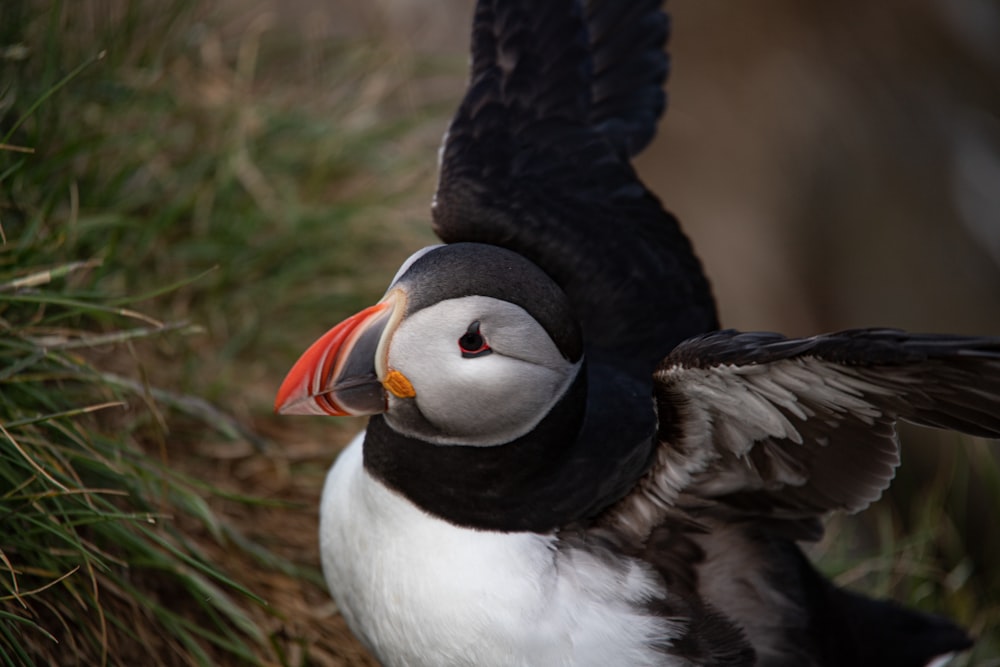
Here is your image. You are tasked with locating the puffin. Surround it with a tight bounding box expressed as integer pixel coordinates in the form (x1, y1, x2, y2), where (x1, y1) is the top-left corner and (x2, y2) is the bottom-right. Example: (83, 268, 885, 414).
(275, 1, 1000, 665)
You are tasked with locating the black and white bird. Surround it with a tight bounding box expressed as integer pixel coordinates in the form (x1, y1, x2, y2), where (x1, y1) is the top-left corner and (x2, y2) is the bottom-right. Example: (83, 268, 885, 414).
(275, 1, 1000, 665)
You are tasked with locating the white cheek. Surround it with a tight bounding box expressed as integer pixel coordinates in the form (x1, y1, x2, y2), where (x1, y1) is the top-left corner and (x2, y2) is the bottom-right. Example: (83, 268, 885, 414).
(427, 354, 567, 437)
(385, 298, 579, 446)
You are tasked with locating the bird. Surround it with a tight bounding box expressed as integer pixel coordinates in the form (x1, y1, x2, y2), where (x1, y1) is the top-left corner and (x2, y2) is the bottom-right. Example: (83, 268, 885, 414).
(275, 1, 1000, 665)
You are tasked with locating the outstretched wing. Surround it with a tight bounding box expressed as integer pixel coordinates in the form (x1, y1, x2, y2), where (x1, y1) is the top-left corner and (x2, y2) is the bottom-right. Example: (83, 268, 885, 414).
(586, 0, 673, 157)
(432, 0, 717, 368)
(607, 329, 1000, 536)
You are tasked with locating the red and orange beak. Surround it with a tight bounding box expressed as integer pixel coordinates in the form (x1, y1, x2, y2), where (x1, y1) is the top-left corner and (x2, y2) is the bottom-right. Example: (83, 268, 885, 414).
(274, 292, 408, 416)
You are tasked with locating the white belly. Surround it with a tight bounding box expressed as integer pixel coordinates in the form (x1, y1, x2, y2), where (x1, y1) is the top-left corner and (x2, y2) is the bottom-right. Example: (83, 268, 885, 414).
(319, 434, 679, 667)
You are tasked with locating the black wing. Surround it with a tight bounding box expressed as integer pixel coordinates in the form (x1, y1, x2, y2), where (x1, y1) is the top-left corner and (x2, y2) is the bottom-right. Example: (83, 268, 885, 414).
(432, 0, 717, 369)
(605, 329, 1000, 536)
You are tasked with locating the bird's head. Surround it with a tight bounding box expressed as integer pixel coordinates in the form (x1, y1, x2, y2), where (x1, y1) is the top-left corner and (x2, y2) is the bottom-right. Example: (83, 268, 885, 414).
(275, 243, 584, 447)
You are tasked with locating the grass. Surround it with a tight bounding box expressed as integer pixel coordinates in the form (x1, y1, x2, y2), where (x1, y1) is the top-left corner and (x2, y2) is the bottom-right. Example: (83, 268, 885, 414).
(0, 220, 268, 663)
(1, 0, 447, 663)
(1, 0, 998, 665)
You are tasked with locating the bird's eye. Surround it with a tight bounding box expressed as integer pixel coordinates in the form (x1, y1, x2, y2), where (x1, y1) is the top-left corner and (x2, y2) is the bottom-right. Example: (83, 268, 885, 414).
(458, 321, 492, 358)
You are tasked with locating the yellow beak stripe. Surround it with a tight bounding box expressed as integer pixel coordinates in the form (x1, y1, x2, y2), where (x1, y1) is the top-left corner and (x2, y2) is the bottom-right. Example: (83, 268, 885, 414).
(383, 369, 416, 399)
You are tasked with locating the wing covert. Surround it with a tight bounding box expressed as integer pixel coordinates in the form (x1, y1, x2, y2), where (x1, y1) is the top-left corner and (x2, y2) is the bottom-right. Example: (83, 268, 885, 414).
(603, 329, 1000, 538)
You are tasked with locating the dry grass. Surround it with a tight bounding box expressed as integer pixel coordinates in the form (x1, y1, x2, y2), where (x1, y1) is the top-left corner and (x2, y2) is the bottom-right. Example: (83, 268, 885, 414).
(2, 0, 445, 663)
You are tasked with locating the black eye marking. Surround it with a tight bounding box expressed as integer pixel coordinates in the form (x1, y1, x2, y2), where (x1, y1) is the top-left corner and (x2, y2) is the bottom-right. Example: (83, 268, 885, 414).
(458, 321, 492, 358)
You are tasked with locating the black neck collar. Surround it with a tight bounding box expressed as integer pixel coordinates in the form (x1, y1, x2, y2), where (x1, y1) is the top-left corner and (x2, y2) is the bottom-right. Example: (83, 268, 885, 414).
(363, 362, 657, 532)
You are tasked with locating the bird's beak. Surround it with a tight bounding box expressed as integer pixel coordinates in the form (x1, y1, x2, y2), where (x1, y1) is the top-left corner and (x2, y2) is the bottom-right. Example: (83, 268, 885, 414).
(274, 291, 406, 416)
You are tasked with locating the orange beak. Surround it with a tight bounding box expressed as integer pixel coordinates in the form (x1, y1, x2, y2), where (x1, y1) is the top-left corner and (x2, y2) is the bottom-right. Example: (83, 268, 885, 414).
(274, 297, 399, 416)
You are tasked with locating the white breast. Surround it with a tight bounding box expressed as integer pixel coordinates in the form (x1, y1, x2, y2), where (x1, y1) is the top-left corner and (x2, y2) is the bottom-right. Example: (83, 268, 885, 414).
(320, 434, 682, 667)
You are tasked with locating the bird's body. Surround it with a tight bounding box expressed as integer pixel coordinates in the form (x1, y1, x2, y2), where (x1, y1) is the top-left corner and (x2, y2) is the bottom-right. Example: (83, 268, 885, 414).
(275, 1, 1000, 665)
(321, 435, 680, 667)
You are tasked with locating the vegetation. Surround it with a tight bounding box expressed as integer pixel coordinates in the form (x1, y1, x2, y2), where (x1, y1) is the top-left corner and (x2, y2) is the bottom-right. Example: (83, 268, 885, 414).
(1, 1, 444, 663)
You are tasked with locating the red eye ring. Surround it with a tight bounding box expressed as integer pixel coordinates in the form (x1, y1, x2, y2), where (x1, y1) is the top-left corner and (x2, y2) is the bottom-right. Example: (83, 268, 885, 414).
(459, 321, 492, 358)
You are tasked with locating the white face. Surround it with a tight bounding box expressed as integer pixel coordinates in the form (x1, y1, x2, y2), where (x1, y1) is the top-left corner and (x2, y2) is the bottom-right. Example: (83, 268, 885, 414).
(384, 295, 581, 446)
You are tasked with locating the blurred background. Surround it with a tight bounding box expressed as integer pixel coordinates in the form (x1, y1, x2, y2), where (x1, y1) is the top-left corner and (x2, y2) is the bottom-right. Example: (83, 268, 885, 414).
(2, 0, 998, 664)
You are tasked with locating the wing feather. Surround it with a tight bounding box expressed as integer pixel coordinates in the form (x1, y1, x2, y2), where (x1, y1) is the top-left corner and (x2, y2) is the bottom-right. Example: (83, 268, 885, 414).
(602, 329, 1000, 539)
(433, 0, 717, 366)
